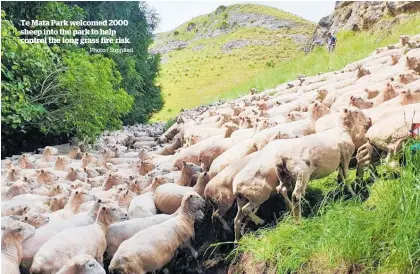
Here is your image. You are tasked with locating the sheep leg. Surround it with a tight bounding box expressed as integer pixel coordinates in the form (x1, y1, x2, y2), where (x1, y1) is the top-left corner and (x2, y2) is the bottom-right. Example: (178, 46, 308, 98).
(276, 185, 293, 212)
(183, 240, 198, 259)
(242, 203, 264, 225)
(213, 209, 232, 233)
(339, 159, 356, 197)
(292, 172, 310, 222)
(234, 197, 247, 242)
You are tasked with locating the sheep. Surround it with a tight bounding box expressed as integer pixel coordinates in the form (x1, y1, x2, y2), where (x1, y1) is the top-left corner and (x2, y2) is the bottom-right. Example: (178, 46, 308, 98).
(109, 192, 205, 274)
(356, 106, 419, 176)
(65, 168, 87, 182)
(127, 177, 167, 219)
(154, 171, 210, 214)
(68, 146, 82, 160)
(233, 107, 371, 241)
(208, 139, 258, 179)
(48, 188, 88, 223)
(55, 156, 71, 171)
(17, 154, 36, 169)
(13, 211, 50, 228)
(30, 204, 127, 274)
(152, 135, 182, 156)
(39, 146, 58, 162)
(106, 214, 173, 257)
(21, 200, 104, 268)
(1, 220, 35, 274)
(204, 153, 256, 231)
(253, 101, 330, 151)
(175, 161, 202, 186)
(376, 87, 420, 109)
(56, 254, 105, 274)
(2, 181, 30, 200)
(48, 194, 69, 212)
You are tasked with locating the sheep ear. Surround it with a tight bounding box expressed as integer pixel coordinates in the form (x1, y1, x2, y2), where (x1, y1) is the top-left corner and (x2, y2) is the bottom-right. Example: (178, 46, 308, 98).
(23, 206, 28, 213)
(13, 227, 23, 233)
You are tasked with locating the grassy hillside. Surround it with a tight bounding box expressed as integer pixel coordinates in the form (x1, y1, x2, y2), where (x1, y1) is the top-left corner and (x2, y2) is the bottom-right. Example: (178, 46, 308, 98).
(222, 15, 420, 101)
(234, 144, 420, 273)
(151, 4, 315, 120)
(152, 13, 420, 121)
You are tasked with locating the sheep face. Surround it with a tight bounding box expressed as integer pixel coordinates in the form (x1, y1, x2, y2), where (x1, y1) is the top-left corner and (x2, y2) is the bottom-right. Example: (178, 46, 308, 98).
(49, 195, 69, 211)
(340, 107, 372, 130)
(1, 220, 35, 242)
(21, 212, 50, 228)
(182, 161, 202, 176)
(364, 88, 380, 99)
(181, 192, 206, 214)
(100, 205, 128, 224)
(68, 146, 82, 159)
(55, 157, 70, 170)
(398, 70, 419, 84)
(349, 96, 373, 109)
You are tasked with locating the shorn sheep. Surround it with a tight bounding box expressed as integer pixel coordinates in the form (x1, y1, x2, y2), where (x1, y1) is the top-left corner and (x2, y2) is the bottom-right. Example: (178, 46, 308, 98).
(55, 254, 105, 274)
(154, 171, 210, 214)
(1, 220, 35, 274)
(233, 107, 371, 241)
(109, 192, 205, 274)
(30, 204, 127, 273)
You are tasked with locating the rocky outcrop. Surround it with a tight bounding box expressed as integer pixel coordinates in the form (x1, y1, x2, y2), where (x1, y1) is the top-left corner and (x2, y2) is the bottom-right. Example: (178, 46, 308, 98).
(305, 1, 420, 52)
(150, 4, 314, 56)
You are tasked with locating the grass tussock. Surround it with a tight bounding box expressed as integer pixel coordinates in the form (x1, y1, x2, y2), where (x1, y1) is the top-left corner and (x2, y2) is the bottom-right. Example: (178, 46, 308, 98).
(235, 142, 420, 274)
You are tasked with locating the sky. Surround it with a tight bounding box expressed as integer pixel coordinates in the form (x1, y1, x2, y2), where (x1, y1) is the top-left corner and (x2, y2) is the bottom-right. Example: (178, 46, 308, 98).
(147, 1, 336, 33)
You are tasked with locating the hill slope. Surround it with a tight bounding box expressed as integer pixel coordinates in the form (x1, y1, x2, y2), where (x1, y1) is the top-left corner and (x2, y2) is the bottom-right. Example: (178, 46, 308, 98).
(151, 4, 315, 120)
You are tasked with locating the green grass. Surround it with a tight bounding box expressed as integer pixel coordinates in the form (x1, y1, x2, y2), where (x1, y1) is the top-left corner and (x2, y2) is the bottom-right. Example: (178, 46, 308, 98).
(234, 143, 420, 274)
(152, 15, 420, 122)
(216, 15, 420, 102)
(151, 4, 314, 121)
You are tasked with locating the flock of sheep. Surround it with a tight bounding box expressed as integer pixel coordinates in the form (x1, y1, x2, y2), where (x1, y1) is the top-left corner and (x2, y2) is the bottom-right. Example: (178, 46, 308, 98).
(1, 34, 420, 274)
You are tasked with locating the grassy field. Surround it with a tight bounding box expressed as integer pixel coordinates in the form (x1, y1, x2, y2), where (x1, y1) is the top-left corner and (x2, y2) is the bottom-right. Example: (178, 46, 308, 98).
(234, 144, 420, 273)
(151, 4, 314, 121)
(153, 15, 420, 121)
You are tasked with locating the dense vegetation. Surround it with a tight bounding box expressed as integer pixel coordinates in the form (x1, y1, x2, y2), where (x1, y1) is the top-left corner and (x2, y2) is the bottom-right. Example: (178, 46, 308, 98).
(235, 143, 420, 273)
(1, 1, 163, 157)
(151, 4, 314, 120)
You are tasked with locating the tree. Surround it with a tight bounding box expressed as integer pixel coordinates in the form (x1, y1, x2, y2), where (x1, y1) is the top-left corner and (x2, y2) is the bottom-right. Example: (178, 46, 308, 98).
(72, 1, 164, 124)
